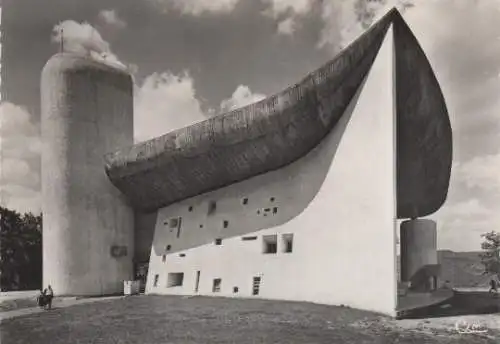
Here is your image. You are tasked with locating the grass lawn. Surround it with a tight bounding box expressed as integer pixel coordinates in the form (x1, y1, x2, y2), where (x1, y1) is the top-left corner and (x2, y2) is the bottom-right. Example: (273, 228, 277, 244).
(1, 295, 499, 343)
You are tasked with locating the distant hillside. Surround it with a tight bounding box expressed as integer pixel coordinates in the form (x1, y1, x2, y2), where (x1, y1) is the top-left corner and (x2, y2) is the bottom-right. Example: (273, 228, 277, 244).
(438, 250, 490, 288)
(397, 250, 490, 288)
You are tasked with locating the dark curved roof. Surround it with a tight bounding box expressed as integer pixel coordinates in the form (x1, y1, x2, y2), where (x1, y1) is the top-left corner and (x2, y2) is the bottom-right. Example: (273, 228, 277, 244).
(103, 8, 452, 218)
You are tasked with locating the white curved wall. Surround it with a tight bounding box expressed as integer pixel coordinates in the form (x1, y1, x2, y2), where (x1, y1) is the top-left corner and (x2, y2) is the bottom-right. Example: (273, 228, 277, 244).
(146, 27, 397, 315)
(41, 54, 135, 296)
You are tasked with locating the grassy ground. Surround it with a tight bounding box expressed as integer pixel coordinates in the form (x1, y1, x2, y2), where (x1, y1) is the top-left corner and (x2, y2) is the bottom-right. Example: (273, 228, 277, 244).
(1, 295, 499, 343)
(0, 298, 39, 312)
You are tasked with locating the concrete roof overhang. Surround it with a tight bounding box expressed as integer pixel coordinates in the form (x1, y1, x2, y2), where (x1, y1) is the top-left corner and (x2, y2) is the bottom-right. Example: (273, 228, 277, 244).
(104, 8, 452, 218)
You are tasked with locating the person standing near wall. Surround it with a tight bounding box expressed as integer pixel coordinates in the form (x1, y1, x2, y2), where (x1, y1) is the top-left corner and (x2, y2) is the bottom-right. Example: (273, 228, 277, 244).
(45, 285, 54, 309)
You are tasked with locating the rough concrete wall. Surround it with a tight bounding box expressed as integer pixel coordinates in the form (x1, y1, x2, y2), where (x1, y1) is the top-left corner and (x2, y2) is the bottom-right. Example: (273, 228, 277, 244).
(146, 26, 397, 316)
(400, 219, 438, 282)
(394, 15, 452, 218)
(134, 211, 158, 264)
(41, 53, 134, 296)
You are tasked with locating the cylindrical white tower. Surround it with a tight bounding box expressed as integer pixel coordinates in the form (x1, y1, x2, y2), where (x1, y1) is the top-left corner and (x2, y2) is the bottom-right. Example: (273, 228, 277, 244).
(41, 53, 134, 296)
(400, 219, 438, 289)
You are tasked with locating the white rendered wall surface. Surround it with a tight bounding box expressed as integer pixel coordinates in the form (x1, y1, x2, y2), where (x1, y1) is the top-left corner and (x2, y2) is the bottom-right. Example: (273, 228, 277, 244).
(146, 27, 397, 315)
(41, 54, 135, 296)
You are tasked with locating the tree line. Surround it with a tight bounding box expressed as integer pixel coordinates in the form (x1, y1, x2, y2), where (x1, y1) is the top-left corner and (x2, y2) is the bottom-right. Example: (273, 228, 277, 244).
(0, 206, 42, 291)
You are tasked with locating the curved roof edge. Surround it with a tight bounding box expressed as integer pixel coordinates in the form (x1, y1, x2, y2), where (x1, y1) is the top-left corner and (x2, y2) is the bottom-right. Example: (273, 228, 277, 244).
(103, 8, 452, 218)
(104, 9, 396, 211)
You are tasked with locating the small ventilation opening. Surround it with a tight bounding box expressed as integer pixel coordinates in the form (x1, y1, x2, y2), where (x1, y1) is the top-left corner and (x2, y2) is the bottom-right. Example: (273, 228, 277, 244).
(242, 198, 248, 205)
(233, 286, 239, 293)
(166, 245, 171, 251)
(242, 236, 257, 241)
(208, 201, 217, 216)
(223, 220, 229, 228)
(169, 218, 179, 228)
(162, 255, 166, 262)
(188, 206, 193, 212)
(213, 278, 222, 293)
(215, 238, 222, 245)
(153, 274, 159, 287)
(273, 207, 278, 214)
(263, 235, 277, 254)
(167, 273, 184, 287)
(270, 197, 275, 202)
(179, 253, 186, 257)
(252, 276, 261, 295)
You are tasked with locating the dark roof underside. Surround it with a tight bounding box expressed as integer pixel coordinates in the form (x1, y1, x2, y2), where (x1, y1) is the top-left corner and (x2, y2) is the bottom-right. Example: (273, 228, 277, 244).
(104, 9, 452, 218)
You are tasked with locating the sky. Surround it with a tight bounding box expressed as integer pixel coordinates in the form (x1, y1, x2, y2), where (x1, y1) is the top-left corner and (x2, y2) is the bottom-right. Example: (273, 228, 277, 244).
(0, 0, 499, 252)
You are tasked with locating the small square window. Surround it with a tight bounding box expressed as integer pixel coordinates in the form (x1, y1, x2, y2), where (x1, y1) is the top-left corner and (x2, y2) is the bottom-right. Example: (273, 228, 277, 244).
(167, 273, 184, 287)
(166, 245, 171, 251)
(169, 218, 179, 228)
(188, 206, 193, 212)
(213, 278, 222, 292)
(273, 207, 278, 214)
(270, 197, 275, 202)
(233, 286, 239, 293)
(153, 274, 159, 287)
(242, 198, 248, 205)
(263, 235, 278, 254)
(162, 255, 166, 262)
(223, 220, 229, 228)
(199, 224, 204, 228)
(215, 238, 222, 245)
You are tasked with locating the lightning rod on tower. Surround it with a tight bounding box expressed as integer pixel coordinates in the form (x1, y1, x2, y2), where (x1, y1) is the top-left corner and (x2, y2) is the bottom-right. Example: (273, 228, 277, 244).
(60, 28, 64, 53)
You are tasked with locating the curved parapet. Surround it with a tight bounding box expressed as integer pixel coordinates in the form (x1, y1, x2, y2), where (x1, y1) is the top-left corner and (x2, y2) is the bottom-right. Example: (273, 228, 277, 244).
(393, 15, 452, 218)
(104, 8, 452, 218)
(41, 53, 135, 296)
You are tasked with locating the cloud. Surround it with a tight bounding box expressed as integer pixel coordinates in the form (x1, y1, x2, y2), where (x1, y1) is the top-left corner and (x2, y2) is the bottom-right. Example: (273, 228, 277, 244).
(318, 0, 414, 51)
(433, 197, 500, 252)
(220, 85, 266, 112)
(0, 185, 41, 216)
(262, 0, 314, 18)
(97, 9, 127, 29)
(51, 20, 129, 70)
(454, 154, 500, 192)
(0, 102, 41, 214)
(134, 72, 206, 142)
(277, 17, 296, 35)
(148, 0, 240, 15)
(261, 0, 314, 36)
